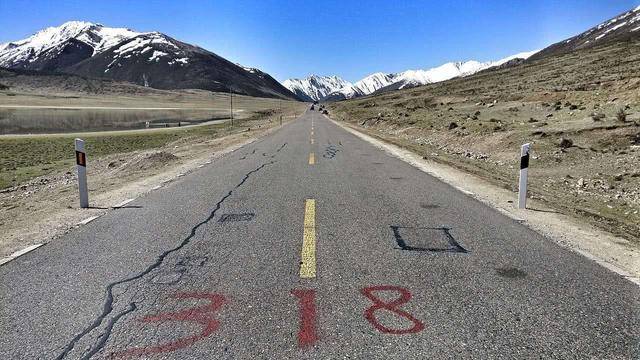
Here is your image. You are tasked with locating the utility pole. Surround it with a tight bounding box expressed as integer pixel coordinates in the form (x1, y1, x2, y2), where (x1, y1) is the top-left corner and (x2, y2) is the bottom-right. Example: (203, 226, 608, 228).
(229, 86, 234, 127)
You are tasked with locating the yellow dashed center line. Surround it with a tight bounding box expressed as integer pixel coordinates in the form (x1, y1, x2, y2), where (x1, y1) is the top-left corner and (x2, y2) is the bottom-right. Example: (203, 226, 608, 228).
(300, 199, 316, 278)
(309, 152, 315, 165)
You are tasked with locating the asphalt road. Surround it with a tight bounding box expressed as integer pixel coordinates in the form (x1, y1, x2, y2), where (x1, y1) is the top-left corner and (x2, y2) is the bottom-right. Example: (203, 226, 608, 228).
(1, 109, 638, 359)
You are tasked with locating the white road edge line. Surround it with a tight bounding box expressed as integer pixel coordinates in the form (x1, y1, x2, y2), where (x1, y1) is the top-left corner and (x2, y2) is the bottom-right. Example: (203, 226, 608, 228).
(113, 198, 135, 208)
(329, 117, 640, 287)
(151, 185, 162, 190)
(77, 215, 100, 226)
(0, 244, 44, 266)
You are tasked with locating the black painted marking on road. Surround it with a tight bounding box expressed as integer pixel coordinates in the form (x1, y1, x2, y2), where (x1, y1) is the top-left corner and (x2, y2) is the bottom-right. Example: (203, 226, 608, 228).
(390, 226, 468, 253)
(420, 203, 440, 209)
(55, 161, 276, 359)
(323, 145, 340, 159)
(372, 162, 384, 165)
(496, 267, 528, 279)
(218, 213, 255, 223)
(239, 148, 258, 160)
(390, 177, 403, 180)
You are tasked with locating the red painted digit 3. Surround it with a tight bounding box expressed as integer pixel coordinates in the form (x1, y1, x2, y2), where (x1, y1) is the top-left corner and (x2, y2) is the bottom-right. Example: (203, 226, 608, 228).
(110, 293, 226, 358)
(361, 285, 425, 334)
(291, 289, 319, 347)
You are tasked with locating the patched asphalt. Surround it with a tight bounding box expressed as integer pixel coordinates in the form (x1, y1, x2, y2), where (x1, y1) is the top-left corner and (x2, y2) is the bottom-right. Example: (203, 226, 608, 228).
(0, 109, 638, 359)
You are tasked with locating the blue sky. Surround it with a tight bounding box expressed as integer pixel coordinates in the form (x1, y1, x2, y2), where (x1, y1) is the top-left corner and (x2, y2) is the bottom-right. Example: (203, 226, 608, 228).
(0, 0, 638, 82)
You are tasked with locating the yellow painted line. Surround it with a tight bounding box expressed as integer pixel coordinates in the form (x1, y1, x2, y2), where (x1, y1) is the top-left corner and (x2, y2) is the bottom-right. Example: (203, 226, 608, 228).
(300, 199, 316, 278)
(309, 152, 315, 165)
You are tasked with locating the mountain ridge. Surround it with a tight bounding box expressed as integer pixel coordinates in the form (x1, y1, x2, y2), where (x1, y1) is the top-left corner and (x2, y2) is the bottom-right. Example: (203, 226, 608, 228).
(290, 50, 539, 102)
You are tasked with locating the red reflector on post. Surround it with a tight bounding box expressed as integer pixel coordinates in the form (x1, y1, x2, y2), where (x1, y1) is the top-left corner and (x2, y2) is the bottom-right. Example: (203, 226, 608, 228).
(76, 151, 86, 167)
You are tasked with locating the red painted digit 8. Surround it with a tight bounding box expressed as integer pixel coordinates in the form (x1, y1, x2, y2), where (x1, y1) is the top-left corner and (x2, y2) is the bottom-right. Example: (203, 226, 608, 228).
(361, 285, 424, 334)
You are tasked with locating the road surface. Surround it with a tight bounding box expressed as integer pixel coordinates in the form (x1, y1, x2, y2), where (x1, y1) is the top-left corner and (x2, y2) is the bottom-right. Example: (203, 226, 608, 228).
(1, 109, 638, 359)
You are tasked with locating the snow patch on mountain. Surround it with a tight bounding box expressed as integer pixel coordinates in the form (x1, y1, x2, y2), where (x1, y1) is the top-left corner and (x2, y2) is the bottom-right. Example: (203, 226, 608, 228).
(493, 50, 540, 66)
(573, 6, 640, 45)
(113, 33, 177, 56)
(148, 50, 168, 62)
(170, 57, 189, 66)
(238, 64, 259, 74)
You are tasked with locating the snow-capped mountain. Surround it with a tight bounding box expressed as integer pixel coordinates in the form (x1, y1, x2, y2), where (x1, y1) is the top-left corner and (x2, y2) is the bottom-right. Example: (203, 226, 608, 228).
(323, 50, 539, 101)
(530, 5, 640, 60)
(0, 21, 140, 71)
(323, 72, 397, 101)
(0, 21, 297, 99)
(282, 75, 350, 102)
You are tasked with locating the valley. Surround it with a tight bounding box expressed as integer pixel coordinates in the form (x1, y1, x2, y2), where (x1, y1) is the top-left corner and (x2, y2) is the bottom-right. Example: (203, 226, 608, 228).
(0, 3, 639, 359)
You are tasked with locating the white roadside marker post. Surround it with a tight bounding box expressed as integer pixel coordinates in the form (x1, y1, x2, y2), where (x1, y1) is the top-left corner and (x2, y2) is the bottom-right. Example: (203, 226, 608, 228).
(75, 138, 89, 208)
(518, 143, 531, 209)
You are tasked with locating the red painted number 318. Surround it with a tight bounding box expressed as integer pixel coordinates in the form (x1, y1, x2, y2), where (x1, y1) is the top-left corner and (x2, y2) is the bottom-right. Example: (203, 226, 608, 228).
(110, 285, 423, 357)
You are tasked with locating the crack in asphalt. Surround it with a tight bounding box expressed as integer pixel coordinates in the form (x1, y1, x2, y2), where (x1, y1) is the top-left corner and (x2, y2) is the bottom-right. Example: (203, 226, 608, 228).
(80, 303, 137, 360)
(56, 161, 276, 359)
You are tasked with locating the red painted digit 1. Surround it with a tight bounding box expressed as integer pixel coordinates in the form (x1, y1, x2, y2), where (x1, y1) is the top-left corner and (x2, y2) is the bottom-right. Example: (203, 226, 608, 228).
(110, 293, 226, 358)
(291, 289, 319, 347)
(361, 285, 424, 334)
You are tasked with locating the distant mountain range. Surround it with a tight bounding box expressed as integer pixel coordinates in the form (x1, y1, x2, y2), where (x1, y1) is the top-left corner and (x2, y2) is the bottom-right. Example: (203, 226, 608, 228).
(2, 5, 639, 103)
(0, 21, 297, 99)
(286, 51, 539, 102)
(285, 5, 640, 102)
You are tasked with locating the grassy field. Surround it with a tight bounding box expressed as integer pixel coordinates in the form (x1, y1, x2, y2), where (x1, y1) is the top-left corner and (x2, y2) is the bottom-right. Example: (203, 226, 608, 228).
(0, 89, 305, 189)
(0, 87, 299, 134)
(328, 38, 640, 244)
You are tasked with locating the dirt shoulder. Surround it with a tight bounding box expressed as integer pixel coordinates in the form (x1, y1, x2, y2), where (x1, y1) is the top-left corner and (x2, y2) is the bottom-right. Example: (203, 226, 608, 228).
(0, 113, 301, 260)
